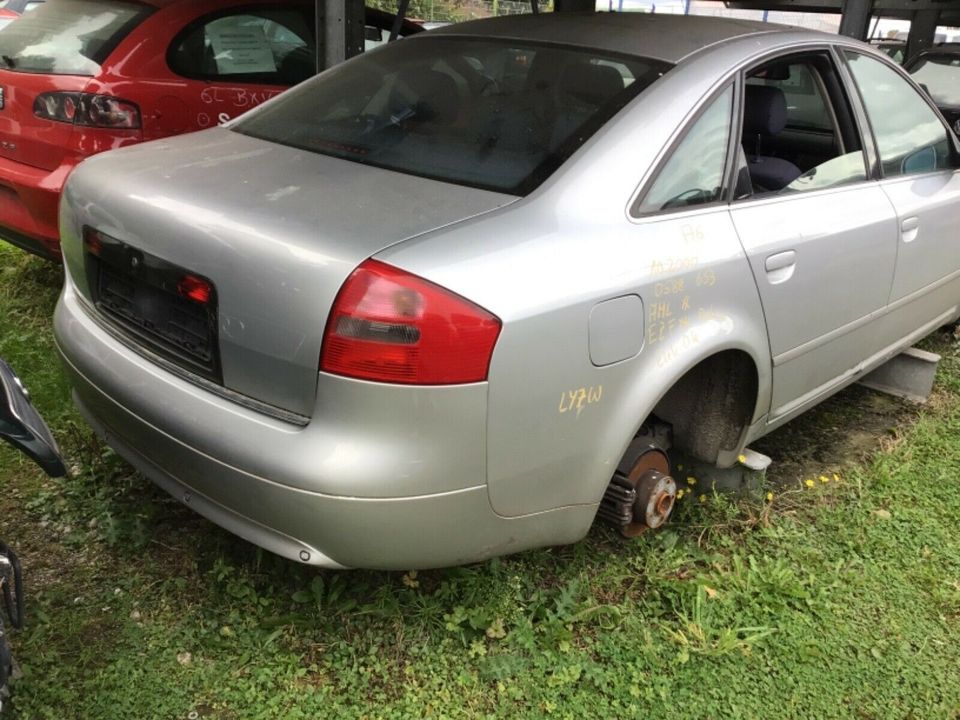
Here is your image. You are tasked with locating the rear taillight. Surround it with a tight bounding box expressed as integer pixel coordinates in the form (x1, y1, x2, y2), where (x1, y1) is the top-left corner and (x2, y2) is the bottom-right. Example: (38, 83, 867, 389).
(320, 259, 501, 385)
(34, 92, 140, 129)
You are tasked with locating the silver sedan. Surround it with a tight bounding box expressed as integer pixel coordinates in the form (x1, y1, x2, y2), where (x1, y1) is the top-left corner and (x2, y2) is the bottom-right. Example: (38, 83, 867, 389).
(54, 13, 960, 569)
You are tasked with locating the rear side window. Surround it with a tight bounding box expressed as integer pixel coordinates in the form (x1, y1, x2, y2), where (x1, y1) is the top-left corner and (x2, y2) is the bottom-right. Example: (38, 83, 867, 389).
(168, 9, 315, 86)
(634, 85, 733, 215)
(0, 0, 150, 76)
(845, 51, 954, 178)
(234, 37, 670, 195)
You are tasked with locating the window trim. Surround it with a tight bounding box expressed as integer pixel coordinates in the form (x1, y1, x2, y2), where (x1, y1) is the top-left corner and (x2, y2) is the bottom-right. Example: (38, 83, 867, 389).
(830, 45, 880, 180)
(628, 80, 737, 219)
(839, 48, 960, 179)
(165, 3, 315, 85)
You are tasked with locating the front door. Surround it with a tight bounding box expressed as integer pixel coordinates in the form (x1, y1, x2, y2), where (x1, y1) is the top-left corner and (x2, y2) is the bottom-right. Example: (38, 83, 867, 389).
(843, 51, 960, 332)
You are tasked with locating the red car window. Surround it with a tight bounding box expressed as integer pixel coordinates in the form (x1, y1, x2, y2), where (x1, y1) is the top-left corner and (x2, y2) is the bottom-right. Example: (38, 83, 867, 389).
(0, 0, 152, 76)
(168, 7, 315, 87)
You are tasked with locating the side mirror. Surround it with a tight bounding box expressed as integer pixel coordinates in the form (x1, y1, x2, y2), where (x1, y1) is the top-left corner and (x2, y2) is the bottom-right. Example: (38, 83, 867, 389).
(901, 145, 937, 175)
(0, 359, 65, 477)
(919, 82, 932, 97)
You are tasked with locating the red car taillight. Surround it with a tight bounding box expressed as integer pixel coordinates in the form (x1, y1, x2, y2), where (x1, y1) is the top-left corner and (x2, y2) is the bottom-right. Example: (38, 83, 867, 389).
(34, 92, 141, 129)
(320, 260, 501, 385)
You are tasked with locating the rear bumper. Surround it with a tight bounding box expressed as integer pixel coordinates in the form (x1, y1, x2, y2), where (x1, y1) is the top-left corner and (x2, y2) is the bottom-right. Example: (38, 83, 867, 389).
(0, 153, 76, 260)
(54, 277, 593, 568)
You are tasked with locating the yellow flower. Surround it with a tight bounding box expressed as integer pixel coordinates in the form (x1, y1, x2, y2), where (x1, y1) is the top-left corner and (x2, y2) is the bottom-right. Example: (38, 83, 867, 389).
(766, 492, 774, 502)
(676, 489, 685, 500)
(737, 454, 747, 464)
(677, 464, 684, 471)
(833, 472, 841, 482)
(804, 479, 815, 488)
(819, 475, 830, 483)
(698, 494, 707, 503)
(686, 476, 697, 486)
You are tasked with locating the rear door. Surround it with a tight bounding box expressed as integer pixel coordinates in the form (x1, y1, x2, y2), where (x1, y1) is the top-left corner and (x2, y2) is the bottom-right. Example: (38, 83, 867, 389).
(728, 49, 899, 421)
(843, 51, 960, 323)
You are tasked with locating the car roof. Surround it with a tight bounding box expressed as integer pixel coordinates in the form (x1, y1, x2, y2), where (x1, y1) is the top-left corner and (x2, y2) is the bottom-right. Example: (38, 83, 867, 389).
(428, 12, 823, 64)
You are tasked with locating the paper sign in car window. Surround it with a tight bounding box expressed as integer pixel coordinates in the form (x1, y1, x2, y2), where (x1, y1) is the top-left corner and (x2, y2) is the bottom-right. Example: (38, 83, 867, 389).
(208, 20, 277, 75)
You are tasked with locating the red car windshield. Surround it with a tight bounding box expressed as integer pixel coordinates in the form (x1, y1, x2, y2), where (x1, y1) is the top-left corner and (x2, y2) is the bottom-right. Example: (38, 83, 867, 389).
(234, 37, 670, 195)
(0, 0, 151, 75)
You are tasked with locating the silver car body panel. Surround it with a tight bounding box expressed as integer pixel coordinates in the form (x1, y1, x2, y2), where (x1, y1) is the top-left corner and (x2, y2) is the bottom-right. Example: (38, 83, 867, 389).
(54, 14, 960, 567)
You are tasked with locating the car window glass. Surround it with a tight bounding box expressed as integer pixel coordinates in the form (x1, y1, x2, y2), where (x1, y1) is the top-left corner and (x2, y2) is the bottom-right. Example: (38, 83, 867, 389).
(907, 52, 960, 108)
(365, 25, 387, 52)
(635, 85, 732, 214)
(234, 38, 671, 195)
(845, 51, 953, 178)
(169, 9, 315, 86)
(0, 0, 149, 75)
(749, 62, 833, 131)
(740, 55, 866, 197)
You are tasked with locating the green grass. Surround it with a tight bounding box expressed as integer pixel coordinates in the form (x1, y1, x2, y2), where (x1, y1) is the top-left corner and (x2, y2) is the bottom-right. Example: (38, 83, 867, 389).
(0, 243, 958, 719)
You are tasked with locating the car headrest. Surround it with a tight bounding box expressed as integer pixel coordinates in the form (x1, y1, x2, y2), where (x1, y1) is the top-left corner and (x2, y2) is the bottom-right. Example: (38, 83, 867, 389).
(391, 68, 459, 126)
(559, 62, 624, 108)
(743, 84, 788, 136)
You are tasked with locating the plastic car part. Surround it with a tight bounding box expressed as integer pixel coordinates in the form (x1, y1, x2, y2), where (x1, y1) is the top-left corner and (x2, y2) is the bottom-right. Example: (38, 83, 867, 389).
(0, 359, 65, 477)
(321, 259, 501, 385)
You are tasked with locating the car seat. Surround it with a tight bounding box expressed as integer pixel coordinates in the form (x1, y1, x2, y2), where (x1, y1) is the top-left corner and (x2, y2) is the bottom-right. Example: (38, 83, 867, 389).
(742, 85, 802, 192)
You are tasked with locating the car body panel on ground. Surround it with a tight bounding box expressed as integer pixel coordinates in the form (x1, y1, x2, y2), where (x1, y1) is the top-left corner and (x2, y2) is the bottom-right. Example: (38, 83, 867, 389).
(55, 14, 960, 568)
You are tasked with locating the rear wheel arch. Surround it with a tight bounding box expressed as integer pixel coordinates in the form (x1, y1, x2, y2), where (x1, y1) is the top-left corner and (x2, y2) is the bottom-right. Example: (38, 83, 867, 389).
(649, 349, 761, 467)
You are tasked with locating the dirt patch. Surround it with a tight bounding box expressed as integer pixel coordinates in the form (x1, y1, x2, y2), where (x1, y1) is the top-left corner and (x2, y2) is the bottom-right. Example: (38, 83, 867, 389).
(753, 385, 917, 486)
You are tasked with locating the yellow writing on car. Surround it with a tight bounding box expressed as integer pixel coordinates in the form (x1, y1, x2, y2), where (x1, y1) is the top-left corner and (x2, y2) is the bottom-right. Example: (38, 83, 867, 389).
(558, 386, 603, 417)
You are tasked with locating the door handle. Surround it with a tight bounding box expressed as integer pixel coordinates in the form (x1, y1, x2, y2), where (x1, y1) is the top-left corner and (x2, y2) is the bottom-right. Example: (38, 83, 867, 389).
(901, 216, 920, 243)
(764, 250, 796, 285)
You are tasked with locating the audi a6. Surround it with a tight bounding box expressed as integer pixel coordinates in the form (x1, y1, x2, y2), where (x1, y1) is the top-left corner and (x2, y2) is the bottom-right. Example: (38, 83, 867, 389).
(54, 14, 960, 569)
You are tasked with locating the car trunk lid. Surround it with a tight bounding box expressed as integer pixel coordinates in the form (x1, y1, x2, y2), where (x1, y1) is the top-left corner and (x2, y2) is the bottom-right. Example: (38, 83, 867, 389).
(0, 69, 89, 170)
(61, 128, 517, 418)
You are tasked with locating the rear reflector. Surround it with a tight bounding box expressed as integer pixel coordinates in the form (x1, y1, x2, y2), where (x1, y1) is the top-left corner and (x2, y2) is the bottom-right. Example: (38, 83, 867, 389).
(320, 260, 501, 385)
(34, 92, 141, 129)
(178, 274, 213, 305)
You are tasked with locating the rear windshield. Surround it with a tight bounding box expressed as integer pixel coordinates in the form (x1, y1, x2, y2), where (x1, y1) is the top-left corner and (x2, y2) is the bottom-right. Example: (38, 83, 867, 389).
(234, 37, 670, 195)
(0, 0, 151, 76)
(908, 52, 960, 108)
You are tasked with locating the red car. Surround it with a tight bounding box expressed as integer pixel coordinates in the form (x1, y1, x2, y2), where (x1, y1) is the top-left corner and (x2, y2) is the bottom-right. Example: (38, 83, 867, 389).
(0, 0, 420, 260)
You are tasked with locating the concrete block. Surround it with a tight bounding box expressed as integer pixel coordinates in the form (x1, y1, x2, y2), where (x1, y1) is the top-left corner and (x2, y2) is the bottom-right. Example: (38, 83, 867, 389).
(670, 448, 771, 496)
(858, 347, 940, 404)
